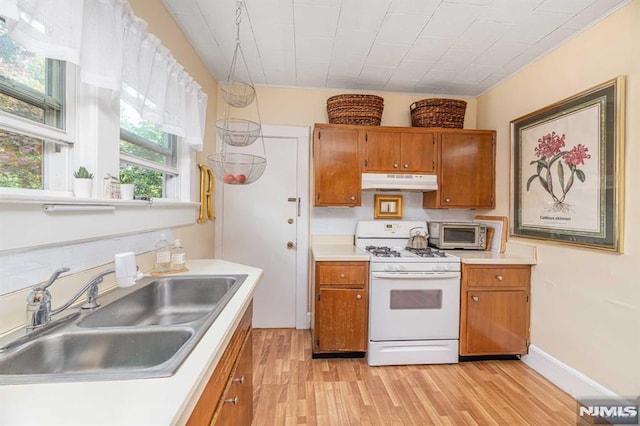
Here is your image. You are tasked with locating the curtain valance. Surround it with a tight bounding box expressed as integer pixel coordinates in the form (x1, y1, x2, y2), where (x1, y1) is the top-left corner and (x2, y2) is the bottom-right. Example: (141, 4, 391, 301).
(1, 0, 207, 150)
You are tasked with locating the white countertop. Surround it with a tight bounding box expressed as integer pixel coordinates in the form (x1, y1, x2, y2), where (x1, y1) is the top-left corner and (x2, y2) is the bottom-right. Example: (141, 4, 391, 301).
(312, 244, 371, 262)
(311, 242, 536, 265)
(448, 242, 537, 265)
(0, 259, 263, 426)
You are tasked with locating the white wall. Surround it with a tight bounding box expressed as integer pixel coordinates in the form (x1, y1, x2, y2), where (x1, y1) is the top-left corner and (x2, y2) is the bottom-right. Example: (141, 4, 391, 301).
(477, 0, 640, 396)
(312, 191, 474, 235)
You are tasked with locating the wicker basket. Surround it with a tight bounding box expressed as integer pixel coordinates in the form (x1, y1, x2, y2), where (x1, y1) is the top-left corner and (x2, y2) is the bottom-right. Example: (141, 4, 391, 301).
(327, 94, 384, 126)
(410, 98, 467, 128)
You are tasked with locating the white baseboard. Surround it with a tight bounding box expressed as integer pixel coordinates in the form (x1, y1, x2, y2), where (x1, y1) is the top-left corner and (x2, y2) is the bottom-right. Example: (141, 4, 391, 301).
(522, 345, 618, 399)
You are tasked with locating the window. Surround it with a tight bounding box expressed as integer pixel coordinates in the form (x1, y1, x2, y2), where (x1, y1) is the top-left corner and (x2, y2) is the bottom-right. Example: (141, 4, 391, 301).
(119, 100, 178, 199)
(0, 19, 69, 190)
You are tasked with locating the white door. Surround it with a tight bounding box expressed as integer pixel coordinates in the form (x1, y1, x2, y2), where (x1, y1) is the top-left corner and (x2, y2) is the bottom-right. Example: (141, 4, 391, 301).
(216, 125, 309, 328)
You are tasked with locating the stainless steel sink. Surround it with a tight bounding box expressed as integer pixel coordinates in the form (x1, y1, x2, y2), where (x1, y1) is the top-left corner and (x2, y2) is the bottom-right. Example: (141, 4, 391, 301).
(78, 276, 240, 327)
(0, 274, 247, 384)
(0, 329, 192, 380)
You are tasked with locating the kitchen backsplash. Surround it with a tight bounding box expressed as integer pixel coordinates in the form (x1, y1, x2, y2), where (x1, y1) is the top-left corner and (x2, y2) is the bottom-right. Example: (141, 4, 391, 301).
(0, 230, 173, 296)
(311, 191, 474, 235)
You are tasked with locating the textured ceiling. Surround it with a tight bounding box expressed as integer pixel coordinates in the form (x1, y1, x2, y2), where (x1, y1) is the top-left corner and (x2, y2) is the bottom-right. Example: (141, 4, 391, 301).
(162, 0, 630, 97)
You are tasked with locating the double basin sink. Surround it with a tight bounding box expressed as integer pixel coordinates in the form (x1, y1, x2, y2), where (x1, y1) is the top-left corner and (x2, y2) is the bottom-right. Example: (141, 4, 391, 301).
(0, 274, 246, 384)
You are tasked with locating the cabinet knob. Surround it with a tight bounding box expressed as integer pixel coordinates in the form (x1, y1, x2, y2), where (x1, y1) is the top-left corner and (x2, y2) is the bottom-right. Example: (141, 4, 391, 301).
(287, 241, 294, 249)
(496, 275, 503, 281)
(393, 163, 399, 168)
(350, 196, 356, 201)
(445, 198, 451, 203)
(340, 273, 346, 278)
(232, 375, 245, 384)
(225, 396, 238, 405)
(403, 164, 409, 168)
(356, 294, 362, 300)
(472, 296, 479, 302)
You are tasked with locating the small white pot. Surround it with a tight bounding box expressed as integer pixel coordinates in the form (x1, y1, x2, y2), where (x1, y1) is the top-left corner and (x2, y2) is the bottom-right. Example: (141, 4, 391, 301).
(120, 184, 134, 200)
(73, 178, 93, 198)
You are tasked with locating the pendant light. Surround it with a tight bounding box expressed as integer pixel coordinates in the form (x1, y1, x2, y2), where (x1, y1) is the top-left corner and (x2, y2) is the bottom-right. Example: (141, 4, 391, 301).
(208, 1, 267, 185)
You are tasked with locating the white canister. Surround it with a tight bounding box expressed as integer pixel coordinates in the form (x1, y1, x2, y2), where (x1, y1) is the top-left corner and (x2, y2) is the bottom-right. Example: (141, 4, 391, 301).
(114, 252, 139, 287)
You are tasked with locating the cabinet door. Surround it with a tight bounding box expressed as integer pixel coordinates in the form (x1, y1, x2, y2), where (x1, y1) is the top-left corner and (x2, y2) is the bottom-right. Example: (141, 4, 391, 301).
(362, 129, 401, 172)
(439, 132, 495, 208)
(314, 126, 361, 206)
(424, 131, 495, 209)
(463, 290, 528, 355)
(400, 132, 436, 173)
(316, 288, 367, 352)
(214, 334, 252, 426)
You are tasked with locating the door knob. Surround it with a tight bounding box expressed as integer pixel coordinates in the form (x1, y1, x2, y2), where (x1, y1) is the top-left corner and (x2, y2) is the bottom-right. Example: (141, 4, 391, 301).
(287, 241, 294, 249)
(288, 218, 294, 224)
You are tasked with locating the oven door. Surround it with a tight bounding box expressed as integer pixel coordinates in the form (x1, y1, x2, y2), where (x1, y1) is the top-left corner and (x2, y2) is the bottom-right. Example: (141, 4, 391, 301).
(369, 271, 460, 341)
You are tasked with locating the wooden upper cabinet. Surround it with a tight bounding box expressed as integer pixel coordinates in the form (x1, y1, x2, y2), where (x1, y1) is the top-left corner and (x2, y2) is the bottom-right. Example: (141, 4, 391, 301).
(313, 125, 361, 206)
(362, 129, 435, 174)
(362, 129, 401, 172)
(400, 132, 436, 173)
(423, 130, 496, 209)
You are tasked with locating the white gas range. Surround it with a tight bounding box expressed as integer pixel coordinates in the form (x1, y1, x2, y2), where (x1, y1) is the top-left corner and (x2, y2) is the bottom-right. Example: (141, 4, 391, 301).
(355, 220, 461, 366)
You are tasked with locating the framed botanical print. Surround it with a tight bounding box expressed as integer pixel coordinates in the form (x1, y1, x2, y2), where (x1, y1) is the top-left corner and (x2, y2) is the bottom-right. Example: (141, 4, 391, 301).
(511, 77, 625, 252)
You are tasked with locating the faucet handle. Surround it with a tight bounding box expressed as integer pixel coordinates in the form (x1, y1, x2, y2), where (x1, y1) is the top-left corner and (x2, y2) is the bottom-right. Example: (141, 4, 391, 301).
(37, 267, 70, 291)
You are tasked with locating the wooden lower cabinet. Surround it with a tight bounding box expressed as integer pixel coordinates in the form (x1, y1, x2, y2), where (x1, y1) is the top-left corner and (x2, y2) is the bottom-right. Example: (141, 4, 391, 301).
(460, 264, 531, 356)
(312, 261, 369, 354)
(216, 336, 252, 425)
(187, 302, 253, 426)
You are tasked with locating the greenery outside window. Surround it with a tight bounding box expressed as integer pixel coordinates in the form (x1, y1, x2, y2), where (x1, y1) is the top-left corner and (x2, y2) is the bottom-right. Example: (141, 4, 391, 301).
(0, 19, 69, 190)
(120, 100, 178, 199)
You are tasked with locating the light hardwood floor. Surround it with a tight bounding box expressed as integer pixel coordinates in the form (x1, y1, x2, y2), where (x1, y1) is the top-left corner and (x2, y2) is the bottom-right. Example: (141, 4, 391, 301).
(252, 329, 590, 425)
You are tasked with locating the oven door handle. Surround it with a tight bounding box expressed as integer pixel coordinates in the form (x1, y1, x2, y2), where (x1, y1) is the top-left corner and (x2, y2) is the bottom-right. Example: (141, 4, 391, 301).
(371, 272, 460, 280)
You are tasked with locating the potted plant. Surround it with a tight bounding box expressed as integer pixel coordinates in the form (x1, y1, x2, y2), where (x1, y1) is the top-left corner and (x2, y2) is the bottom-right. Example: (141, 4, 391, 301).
(73, 166, 94, 198)
(119, 170, 135, 200)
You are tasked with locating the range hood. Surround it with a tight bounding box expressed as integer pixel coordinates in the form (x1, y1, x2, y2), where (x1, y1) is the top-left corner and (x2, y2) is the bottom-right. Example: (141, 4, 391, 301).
(361, 173, 438, 191)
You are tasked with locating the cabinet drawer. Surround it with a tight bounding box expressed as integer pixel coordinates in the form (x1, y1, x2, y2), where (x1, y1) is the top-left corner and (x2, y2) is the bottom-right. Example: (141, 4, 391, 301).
(464, 265, 530, 287)
(317, 262, 368, 286)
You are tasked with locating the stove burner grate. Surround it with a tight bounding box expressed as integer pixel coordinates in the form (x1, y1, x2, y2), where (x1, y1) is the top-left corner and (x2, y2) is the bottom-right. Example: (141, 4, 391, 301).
(365, 246, 401, 257)
(404, 247, 447, 258)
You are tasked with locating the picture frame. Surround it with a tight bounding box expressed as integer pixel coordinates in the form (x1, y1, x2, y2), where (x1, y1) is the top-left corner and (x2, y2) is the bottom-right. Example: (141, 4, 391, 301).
(374, 194, 403, 219)
(510, 76, 625, 252)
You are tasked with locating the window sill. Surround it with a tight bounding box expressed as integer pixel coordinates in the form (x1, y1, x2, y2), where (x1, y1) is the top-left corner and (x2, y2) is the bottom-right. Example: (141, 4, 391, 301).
(0, 192, 199, 208)
(0, 193, 200, 252)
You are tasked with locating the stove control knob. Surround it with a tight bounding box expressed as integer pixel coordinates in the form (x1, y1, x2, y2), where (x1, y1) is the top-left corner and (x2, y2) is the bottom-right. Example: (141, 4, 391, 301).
(384, 264, 396, 272)
(436, 264, 446, 272)
(396, 264, 405, 271)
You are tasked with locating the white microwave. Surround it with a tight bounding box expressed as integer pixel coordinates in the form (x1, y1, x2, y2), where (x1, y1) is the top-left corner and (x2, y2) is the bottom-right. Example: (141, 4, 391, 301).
(427, 222, 487, 250)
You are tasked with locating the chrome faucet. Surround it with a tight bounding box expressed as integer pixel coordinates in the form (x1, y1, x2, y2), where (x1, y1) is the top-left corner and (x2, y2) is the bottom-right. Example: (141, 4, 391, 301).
(26, 267, 115, 331)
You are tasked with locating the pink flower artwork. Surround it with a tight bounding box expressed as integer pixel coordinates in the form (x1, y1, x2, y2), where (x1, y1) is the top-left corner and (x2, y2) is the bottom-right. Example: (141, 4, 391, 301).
(527, 133, 590, 213)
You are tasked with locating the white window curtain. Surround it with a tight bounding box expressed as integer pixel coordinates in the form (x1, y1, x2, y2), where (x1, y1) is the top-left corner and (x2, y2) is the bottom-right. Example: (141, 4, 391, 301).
(0, 0, 207, 151)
